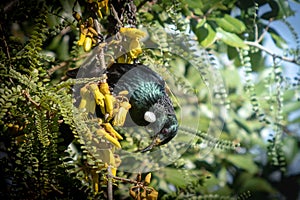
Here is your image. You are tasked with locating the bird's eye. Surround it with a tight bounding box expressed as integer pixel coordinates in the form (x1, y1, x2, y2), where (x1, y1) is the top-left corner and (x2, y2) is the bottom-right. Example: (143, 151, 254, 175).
(161, 128, 169, 134)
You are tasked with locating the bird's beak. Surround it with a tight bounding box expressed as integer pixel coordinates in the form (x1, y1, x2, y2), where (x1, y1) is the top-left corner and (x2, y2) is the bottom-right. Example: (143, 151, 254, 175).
(140, 137, 161, 153)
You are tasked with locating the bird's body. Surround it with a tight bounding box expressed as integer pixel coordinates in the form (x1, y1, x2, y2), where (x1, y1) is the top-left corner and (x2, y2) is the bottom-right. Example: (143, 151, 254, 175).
(107, 63, 178, 151)
(68, 63, 178, 151)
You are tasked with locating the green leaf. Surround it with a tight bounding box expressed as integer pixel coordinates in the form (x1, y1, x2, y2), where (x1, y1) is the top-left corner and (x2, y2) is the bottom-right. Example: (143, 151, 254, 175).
(226, 154, 259, 174)
(213, 14, 246, 33)
(196, 23, 217, 47)
(269, 28, 288, 48)
(186, 0, 204, 9)
(241, 177, 277, 193)
(283, 101, 300, 115)
(282, 137, 298, 164)
(194, 8, 204, 16)
(216, 27, 248, 49)
(46, 35, 62, 50)
(163, 168, 188, 188)
(222, 67, 241, 88)
(233, 117, 252, 134)
(277, 0, 295, 17)
(196, 18, 206, 28)
(227, 45, 239, 60)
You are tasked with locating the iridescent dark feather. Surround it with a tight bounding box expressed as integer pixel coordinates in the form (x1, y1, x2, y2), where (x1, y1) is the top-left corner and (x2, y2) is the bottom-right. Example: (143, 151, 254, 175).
(107, 63, 178, 151)
(67, 63, 178, 151)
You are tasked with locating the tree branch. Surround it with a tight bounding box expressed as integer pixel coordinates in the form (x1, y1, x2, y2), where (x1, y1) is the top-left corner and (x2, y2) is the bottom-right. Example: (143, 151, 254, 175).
(244, 41, 299, 65)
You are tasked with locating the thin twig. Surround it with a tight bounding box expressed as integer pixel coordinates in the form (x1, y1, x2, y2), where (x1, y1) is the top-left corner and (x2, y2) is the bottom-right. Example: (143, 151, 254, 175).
(245, 41, 299, 64)
(96, 45, 107, 71)
(0, 24, 11, 64)
(50, 184, 64, 195)
(257, 19, 273, 43)
(47, 61, 68, 75)
(93, 18, 107, 72)
(110, 4, 123, 26)
(107, 166, 113, 200)
(110, 175, 139, 185)
(23, 90, 41, 108)
(47, 53, 90, 75)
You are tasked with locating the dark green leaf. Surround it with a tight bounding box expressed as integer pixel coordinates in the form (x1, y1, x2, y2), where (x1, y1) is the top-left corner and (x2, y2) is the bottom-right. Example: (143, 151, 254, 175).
(227, 45, 239, 60)
(213, 14, 246, 33)
(195, 23, 216, 47)
(269, 27, 288, 48)
(186, 0, 204, 9)
(227, 154, 259, 174)
(241, 177, 277, 193)
(216, 27, 248, 48)
(277, 0, 295, 17)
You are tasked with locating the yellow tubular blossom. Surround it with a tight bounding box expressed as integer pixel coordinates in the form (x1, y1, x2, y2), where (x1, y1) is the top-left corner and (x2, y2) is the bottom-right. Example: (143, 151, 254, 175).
(119, 28, 146, 62)
(119, 27, 146, 39)
(102, 123, 123, 140)
(79, 86, 90, 110)
(97, 0, 109, 16)
(83, 36, 93, 52)
(99, 82, 115, 118)
(86, 92, 96, 114)
(78, 25, 88, 46)
(104, 94, 114, 118)
(88, 83, 105, 107)
(144, 173, 152, 186)
(73, 11, 82, 22)
(96, 128, 121, 148)
(99, 82, 110, 94)
(111, 167, 117, 177)
(88, 27, 98, 36)
(113, 101, 131, 126)
(129, 187, 138, 199)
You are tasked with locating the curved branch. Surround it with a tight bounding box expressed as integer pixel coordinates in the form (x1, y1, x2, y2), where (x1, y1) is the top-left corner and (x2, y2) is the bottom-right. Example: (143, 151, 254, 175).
(244, 41, 299, 65)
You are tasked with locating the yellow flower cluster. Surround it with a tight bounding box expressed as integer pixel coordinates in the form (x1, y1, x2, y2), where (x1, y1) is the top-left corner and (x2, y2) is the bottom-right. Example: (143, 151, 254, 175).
(74, 16, 100, 52)
(79, 82, 131, 149)
(118, 27, 146, 63)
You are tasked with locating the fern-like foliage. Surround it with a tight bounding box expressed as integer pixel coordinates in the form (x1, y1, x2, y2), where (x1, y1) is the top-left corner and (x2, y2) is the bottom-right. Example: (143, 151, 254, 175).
(0, 1, 90, 199)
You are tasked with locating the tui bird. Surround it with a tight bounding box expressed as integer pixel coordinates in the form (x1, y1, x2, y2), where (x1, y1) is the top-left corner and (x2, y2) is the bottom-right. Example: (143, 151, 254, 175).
(106, 63, 178, 152)
(67, 63, 178, 152)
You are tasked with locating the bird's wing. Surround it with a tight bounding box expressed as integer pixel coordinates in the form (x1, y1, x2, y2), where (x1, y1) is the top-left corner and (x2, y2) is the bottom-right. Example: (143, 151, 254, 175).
(107, 63, 165, 88)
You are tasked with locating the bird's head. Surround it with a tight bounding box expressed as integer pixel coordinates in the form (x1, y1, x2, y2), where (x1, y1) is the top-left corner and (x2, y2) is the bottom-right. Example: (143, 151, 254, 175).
(140, 113, 178, 152)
